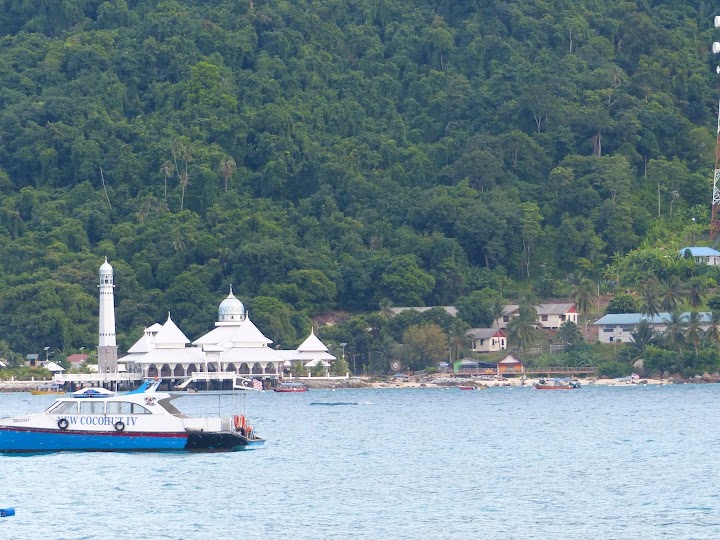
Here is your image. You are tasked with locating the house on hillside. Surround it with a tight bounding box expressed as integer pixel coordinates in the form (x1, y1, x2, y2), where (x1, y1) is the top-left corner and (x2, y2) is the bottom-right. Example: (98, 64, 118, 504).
(496, 303, 578, 330)
(678, 247, 720, 266)
(467, 328, 507, 353)
(593, 312, 713, 343)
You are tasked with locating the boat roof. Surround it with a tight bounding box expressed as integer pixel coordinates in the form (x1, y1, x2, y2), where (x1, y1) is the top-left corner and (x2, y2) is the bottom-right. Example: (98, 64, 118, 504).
(72, 387, 115, 398)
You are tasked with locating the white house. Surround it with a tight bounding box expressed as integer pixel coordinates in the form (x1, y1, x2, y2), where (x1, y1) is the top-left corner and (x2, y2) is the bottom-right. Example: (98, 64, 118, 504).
(593, 312, 713, 343)
(467, 328, 507, 353)
(678, 247, 720, 266)
(497, 303, 578, 330)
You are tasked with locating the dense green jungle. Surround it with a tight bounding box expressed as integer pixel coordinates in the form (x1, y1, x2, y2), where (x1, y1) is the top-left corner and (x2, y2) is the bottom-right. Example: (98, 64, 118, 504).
(1, 0, 720, 376)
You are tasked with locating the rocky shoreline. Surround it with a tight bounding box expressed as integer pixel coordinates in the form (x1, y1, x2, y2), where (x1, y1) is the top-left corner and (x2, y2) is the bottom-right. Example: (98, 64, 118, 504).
(3, 373, 719, 393)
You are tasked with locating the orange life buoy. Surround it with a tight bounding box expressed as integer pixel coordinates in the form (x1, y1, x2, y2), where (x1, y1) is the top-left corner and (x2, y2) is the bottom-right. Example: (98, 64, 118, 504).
(233, 415, 242, 431)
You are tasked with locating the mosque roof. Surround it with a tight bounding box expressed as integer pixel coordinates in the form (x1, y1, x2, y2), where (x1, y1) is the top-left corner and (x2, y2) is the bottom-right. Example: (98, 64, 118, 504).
(99, 257, 113, 275)
(293, 351, 336, 361)
(218, 289, 245, 319)
(219, 347, 285, 364)
(128, 347, 206, 365)
(127, 331, 155, 354)
(194, 318, 272, 347)
(153, 314, 190, 347)
(297, 330, 329, 353)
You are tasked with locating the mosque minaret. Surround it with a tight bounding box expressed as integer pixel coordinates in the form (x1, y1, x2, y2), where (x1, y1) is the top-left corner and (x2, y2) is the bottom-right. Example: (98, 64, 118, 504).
(97, 258, 118, 373)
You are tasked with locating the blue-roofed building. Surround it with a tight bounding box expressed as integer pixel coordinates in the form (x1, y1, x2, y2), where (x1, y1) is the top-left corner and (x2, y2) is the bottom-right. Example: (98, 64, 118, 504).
(678, 247, 720, 266)
(594, 312, 713, 343)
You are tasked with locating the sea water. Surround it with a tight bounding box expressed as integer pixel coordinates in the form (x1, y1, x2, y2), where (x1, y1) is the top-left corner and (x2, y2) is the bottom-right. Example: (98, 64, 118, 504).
(1, 384, 720, 540)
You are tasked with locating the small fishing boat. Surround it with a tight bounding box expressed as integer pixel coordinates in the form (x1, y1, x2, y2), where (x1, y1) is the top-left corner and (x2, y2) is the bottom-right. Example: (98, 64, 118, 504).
(30, 383, 66, 396)
(534, 378, 581, 390)
(457, 385, 478, 390)
(273, 382, 308, 393)
(0, 380, 264, 453)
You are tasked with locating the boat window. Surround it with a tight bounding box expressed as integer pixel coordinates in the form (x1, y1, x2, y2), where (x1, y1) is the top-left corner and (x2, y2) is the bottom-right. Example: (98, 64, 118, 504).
(51, 402, 78, 415)
(107, 402, 133, 414)
(104, 402, 150, 414)
(79, 401, 105, 414)
(130, 403, 151, 414)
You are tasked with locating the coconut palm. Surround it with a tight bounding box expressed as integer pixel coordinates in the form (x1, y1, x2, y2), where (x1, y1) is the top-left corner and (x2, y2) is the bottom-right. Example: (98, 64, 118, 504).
(572, 278, 595, 333)
(685, 311, 703, 357)
(703, 311, 720, 350)
(662, 311, 687, 358)
(686, 278, 706, 309)
(447, 320, 470, 363)
(506, 303, 542, 350)
(629, 318, 655, 354)
(378, 298, 394, 320)
(489, 298, 505, 328)
(639, 278, 662, 318)
(659, 276, 683, 312)
(556, 320, 583, 349)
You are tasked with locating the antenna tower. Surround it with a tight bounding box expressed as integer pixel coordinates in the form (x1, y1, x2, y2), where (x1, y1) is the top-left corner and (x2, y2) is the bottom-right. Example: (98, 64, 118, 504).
(712, 18, 720, 239)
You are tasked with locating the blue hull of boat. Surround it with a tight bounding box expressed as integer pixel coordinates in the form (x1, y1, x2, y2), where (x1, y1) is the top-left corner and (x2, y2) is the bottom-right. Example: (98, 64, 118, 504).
(0, 427, 187, 453)
(0, 427, 263, 453)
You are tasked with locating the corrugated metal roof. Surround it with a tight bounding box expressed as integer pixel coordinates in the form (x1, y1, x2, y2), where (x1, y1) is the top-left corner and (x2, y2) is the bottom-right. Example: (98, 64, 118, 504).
(467, 328, 505, 339)
(594, 312, 713, 325)
(679, 247, 720, 256)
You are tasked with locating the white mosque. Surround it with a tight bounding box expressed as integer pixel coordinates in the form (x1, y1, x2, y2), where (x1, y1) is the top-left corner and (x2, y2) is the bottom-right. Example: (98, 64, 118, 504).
(97, 260, 336, 388)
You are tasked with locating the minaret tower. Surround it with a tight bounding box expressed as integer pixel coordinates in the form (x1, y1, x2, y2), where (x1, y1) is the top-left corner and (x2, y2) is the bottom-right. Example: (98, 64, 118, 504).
(98, 258, 118, 373)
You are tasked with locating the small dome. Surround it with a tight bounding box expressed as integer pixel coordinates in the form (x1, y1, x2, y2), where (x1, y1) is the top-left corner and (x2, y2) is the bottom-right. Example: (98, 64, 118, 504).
(218, 289, 245, 322)
(99, 257, 113, 275)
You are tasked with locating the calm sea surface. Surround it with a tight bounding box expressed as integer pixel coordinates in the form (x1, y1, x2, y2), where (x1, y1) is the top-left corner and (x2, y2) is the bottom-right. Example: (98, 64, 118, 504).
(1, 384, 720, 540)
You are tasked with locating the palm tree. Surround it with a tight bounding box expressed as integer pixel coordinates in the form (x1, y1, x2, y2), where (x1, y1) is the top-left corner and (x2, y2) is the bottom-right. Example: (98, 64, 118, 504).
(556, 320, 583, 349)
(685, 311, 703, 357)
(489, 298, 505, 328)
(378, 298, 394, 320)
(686, 278, 706, 309)
(662, 311, 687, 359)
(160, 161, 174, 200)
(660, 276, 683, 312)
(447, 320, 470, 363)
(704, 311, 720, 350)
(572, 278, 595, 333)
(506, 303, 542, 350)
(639, 278, 662, 318)
(629, 318, 655, 356)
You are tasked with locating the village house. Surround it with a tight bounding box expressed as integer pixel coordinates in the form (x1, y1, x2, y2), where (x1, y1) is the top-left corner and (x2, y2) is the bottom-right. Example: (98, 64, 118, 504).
(496, 303, 578, 330)
(678, 247, 720, 266)
(593, 312, 713, 343)
(467, 328, 507, 353)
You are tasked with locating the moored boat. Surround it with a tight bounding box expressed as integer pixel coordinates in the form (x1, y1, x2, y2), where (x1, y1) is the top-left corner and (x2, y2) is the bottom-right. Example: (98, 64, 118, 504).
(29, 383, 66, 396)
(273, 382, 308, 393)
(0, 380, 264, 453)
(534, 378, 581, 390)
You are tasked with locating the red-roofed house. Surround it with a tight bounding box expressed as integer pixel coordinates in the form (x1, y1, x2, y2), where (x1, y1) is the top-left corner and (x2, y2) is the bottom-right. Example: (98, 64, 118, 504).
(66, 354, 89, 369)
(467, 328, 507, 353)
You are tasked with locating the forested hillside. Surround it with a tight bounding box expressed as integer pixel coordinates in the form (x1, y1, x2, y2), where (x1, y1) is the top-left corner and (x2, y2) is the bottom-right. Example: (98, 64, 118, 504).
(0, 0, 717, 362)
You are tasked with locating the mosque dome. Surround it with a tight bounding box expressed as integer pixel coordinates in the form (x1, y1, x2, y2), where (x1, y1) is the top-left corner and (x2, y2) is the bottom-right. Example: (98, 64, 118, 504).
(99, 258, 113, 275)
(218, 289, 246, 322)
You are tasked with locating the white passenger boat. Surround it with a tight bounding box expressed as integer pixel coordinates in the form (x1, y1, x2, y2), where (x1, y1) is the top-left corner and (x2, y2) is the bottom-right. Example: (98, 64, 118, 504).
(0, 380, 264, 453)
